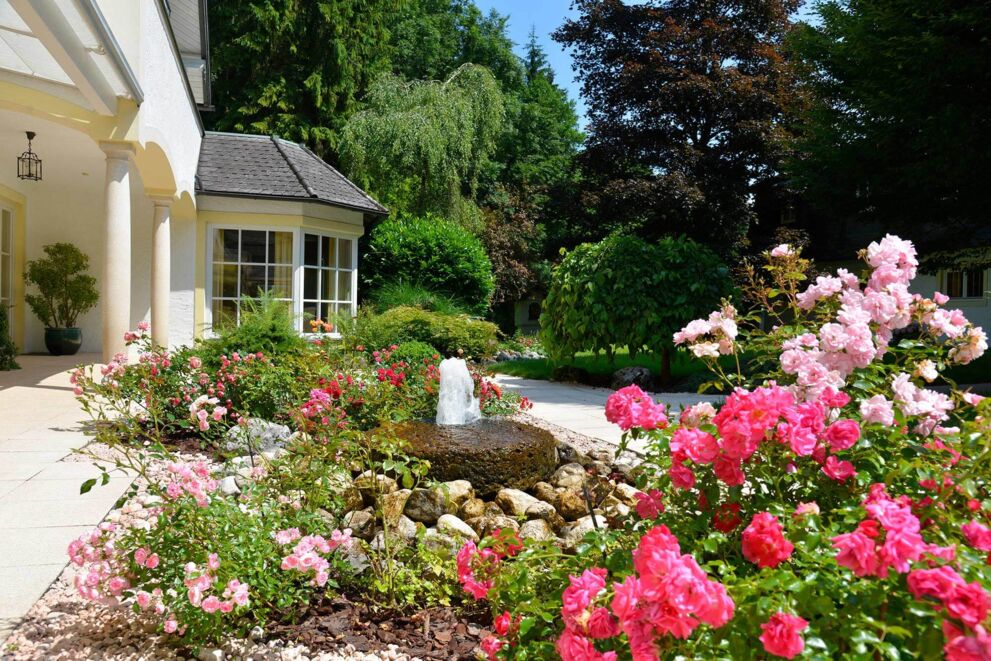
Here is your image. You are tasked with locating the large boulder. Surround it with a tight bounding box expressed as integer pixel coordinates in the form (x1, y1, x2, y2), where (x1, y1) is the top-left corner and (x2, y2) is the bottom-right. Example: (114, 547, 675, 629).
(396, 419, 558, 497)
(610, 366, 655, 391)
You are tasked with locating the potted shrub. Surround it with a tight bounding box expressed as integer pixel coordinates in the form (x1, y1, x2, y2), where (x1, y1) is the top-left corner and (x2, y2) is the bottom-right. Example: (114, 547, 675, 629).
(24, 243, 99, 356)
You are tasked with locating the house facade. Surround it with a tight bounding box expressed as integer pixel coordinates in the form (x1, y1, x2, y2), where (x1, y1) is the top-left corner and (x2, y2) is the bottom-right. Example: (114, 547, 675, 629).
(0, 0, 385, 361)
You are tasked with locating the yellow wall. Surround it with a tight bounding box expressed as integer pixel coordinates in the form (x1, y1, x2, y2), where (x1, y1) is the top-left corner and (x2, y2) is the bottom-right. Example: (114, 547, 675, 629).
(194, 206, 365, 337)
(0, 184, 26, 349)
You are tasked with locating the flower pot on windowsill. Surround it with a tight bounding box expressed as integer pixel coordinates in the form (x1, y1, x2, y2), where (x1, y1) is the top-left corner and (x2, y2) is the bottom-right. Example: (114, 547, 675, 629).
(44, 327, 82, 356)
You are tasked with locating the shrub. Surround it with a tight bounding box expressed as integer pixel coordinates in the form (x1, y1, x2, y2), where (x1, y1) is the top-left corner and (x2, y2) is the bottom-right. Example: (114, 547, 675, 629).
(198, 293, 309, 367)
(369, 281, 470, 316)
(390, 340, 440, 367)
(351, 306, 499, 359)
(540, 234, 732, 382)
(0, 305, 18, 370)
(362, 215, 495, 314)
(24, 242, 98, 328)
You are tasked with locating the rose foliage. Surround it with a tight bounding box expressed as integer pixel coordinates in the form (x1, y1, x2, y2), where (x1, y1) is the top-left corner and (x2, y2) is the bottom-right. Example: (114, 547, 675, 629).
(458, 236, 991, 660)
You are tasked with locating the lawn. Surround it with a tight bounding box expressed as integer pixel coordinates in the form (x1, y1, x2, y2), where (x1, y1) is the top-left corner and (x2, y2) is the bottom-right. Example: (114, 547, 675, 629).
(489, 347, 718, 383)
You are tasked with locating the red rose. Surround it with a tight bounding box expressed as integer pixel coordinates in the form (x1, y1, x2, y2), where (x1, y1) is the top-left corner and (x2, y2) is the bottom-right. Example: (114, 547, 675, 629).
(741, 512, 794, 568)
(759, 612, 809, 659)
(712, 502, 742, 533)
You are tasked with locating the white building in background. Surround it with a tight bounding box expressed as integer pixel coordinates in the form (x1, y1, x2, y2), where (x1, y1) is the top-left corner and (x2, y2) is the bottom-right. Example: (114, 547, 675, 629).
(0, 0, 386, 361)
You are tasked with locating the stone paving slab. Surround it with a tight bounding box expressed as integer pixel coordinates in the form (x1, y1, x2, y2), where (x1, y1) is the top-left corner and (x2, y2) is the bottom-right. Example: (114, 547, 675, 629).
(494, 374, 722, 454)
(0, 354, 131, 643)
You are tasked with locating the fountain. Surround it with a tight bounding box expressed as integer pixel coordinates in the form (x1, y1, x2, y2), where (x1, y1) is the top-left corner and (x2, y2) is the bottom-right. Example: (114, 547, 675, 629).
(396, 358, 558, 497)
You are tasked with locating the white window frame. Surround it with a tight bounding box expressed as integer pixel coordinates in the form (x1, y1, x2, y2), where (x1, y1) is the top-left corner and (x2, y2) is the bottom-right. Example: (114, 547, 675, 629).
(940, 267, 989, 300)
(299, 229, 359, 337)
(1, 205, 12, 330)
(205, 224, 360, 338)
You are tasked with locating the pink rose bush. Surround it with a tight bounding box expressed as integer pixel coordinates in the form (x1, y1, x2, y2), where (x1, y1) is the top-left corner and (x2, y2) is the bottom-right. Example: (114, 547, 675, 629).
(463, 237, 990, 660)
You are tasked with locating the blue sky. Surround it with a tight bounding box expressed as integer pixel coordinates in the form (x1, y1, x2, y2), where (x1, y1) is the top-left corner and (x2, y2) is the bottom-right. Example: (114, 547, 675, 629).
(472, 0, 589, 127)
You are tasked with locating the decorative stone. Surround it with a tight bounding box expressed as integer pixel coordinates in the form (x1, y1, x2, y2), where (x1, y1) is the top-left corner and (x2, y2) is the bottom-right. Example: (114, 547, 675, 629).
(326, 470, 363, 512)
(612, 483, 643, 508)
(223, 418, 292, 453)
(422, 528, 459, 554)
(590, 449, 615, 463)
(466, 514, 520, 538)
(440, 480, 474, 507)
(561, 515, 608, 552)
(355, 471, 397, 503)
(379, 489, 411, 526)
(519, 519, 555, 542)
(557, 489, 590, 521)
(610, 366, 654, 391)
(525, 501, 565, 532)
(396, 418, 558, 496)
(602, 497, 631, 521)
(532, 482, 559, 507)
(197, 648, 225, 661)
(343, 509, 376, 540)
(551, 463, 587, 489)
(404, 487, 456, 524)
(343, 543, 370, 574)
(556, 442, 589, 466)
(218, 476, 240, 496)
(495, 489, 541, 518)
(260, 448, 287, 462)
(437, 514, 479, 541)
(590, 461, 613, 476)
(249, 626, 266, 642)
(483, 501, 504, 518)
(459, 497, 486, 520)
(390, 515, 419, 542)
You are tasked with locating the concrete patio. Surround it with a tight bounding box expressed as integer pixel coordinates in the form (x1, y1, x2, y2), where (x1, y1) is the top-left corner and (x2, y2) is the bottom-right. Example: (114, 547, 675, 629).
(494, 374, 722, 454)
(0, 354, 130, 642)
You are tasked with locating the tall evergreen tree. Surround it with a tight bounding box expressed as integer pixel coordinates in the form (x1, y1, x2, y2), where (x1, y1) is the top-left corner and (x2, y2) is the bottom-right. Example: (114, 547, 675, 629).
(789, 0, 991, 255)
(206, 0, 398, 159)
(555, 0, 802, 254)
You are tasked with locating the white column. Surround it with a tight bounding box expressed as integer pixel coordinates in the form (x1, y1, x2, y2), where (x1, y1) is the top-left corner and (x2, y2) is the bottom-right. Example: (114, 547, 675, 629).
(100, 143, 134, 362)
(150, 196, 172, 348)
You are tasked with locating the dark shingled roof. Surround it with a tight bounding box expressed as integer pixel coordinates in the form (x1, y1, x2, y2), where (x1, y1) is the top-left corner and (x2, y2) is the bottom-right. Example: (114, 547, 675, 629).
(195, 132, 387, 215)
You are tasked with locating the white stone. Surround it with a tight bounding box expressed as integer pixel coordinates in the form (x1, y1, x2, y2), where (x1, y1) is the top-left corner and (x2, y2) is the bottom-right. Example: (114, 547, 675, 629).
(495, 488, 541, 517)
(436, 514, 479, 541)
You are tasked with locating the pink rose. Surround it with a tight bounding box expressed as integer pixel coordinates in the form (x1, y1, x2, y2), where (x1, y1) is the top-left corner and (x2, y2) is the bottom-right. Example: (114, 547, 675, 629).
(480, 636, 504, 661)
(201, 596, 222, 613)
(605, 385, 668, 431)
(832, 530, 880, 577)
(760, 612, 809, 659)
(825, 419, 861, 451)
(946, 582, 991, 629)
(669, 463, 696, 490)
(962, 521, 991, 551)
(859, 395, 895, 426)
(822, 456, 857, 482)
(741, 513, 794, 569)
(556, 629, 617, 661)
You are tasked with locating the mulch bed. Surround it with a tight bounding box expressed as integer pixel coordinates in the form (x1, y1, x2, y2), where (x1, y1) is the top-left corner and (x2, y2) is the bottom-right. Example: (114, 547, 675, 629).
(270, 597, 491, 660)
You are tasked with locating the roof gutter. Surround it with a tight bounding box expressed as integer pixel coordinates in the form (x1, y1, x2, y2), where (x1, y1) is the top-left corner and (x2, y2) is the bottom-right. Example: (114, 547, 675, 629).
(76, 0, 144, 104)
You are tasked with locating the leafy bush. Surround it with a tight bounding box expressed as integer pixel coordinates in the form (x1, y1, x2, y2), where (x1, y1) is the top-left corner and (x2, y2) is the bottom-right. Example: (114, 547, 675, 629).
(351, 306, 499, 359)
(390, 340, 440, 367)
(362, 215, 495, 314)
(458, 236, 991, 660)
(540, 233, 732, 382)
(0, 305, 18, 370)
(198, 293, 309, 368)
(24, 242, 98, 328)
(369, 281, 470, 316)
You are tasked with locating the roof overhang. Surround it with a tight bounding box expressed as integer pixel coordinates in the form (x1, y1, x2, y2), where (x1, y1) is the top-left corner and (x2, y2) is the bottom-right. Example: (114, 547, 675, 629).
(0, 0, 142, 115)
(196, 189, 389, 217)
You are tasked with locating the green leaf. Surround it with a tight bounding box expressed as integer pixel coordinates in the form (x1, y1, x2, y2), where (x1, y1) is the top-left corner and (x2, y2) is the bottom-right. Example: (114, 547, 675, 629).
(79, 478, 96, 495)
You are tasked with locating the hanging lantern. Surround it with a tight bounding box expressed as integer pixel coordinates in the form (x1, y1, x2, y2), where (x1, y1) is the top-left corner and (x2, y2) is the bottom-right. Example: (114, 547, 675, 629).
(17, 131, 42, 181)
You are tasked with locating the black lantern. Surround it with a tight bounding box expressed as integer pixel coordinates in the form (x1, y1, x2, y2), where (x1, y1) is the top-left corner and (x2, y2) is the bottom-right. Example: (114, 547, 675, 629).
(17, 131, 42, 181)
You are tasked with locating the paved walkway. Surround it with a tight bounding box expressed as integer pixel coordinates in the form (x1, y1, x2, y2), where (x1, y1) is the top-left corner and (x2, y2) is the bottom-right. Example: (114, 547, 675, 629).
(0, 355, 130, 641)
(494, 375, 722, 454)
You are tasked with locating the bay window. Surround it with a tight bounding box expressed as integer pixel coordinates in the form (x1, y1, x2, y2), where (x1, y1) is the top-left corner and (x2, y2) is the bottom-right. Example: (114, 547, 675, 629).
(207, 226, 358, 334)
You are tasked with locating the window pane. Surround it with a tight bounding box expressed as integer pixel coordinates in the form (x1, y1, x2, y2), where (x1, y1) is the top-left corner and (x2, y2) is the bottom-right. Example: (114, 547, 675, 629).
(321, 236, 334, 267)
(303, 267, 319, 299)
(304, 233, 319, 265)
(213, 300, 238, 330)
(337, 302, 352, 318)
(321, 302, 333, 326)
(270, 232, 293, 264)
(240, 230, 266, 263)
(220, 229, 239, 261)
(240, 265, 266, 297)
(302, 302, 318, 333)
(322, 269, 335, 301)
(337, 271, 351, 302)
(338, 239, 352, 269)
(213, 264, 238, 298)
(946, 271, 963, 298)
(966, 269, 984, 298)
(268, 265, 293, 298)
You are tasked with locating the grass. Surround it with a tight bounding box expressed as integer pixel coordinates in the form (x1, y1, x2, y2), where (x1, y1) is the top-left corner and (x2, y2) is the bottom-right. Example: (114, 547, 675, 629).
(488, 347, 716, 382)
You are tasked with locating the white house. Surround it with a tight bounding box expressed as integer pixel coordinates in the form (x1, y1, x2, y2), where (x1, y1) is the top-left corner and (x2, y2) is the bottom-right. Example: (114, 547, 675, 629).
(0, 0, 386, 361)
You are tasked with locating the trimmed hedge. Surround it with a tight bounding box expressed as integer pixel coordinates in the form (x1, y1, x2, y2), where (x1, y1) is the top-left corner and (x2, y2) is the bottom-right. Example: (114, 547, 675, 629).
(362, 215, 495, 314)
(354, 306, 498, 359)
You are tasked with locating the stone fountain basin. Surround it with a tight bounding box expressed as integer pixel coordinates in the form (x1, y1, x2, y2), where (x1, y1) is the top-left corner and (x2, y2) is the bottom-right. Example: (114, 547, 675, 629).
(395, 418, 558, 497)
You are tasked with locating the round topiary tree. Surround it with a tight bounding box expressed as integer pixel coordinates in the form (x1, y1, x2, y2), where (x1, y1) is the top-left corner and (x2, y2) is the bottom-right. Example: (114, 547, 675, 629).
(362, 214, 495, 314)
(540, 234, 733, 383)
